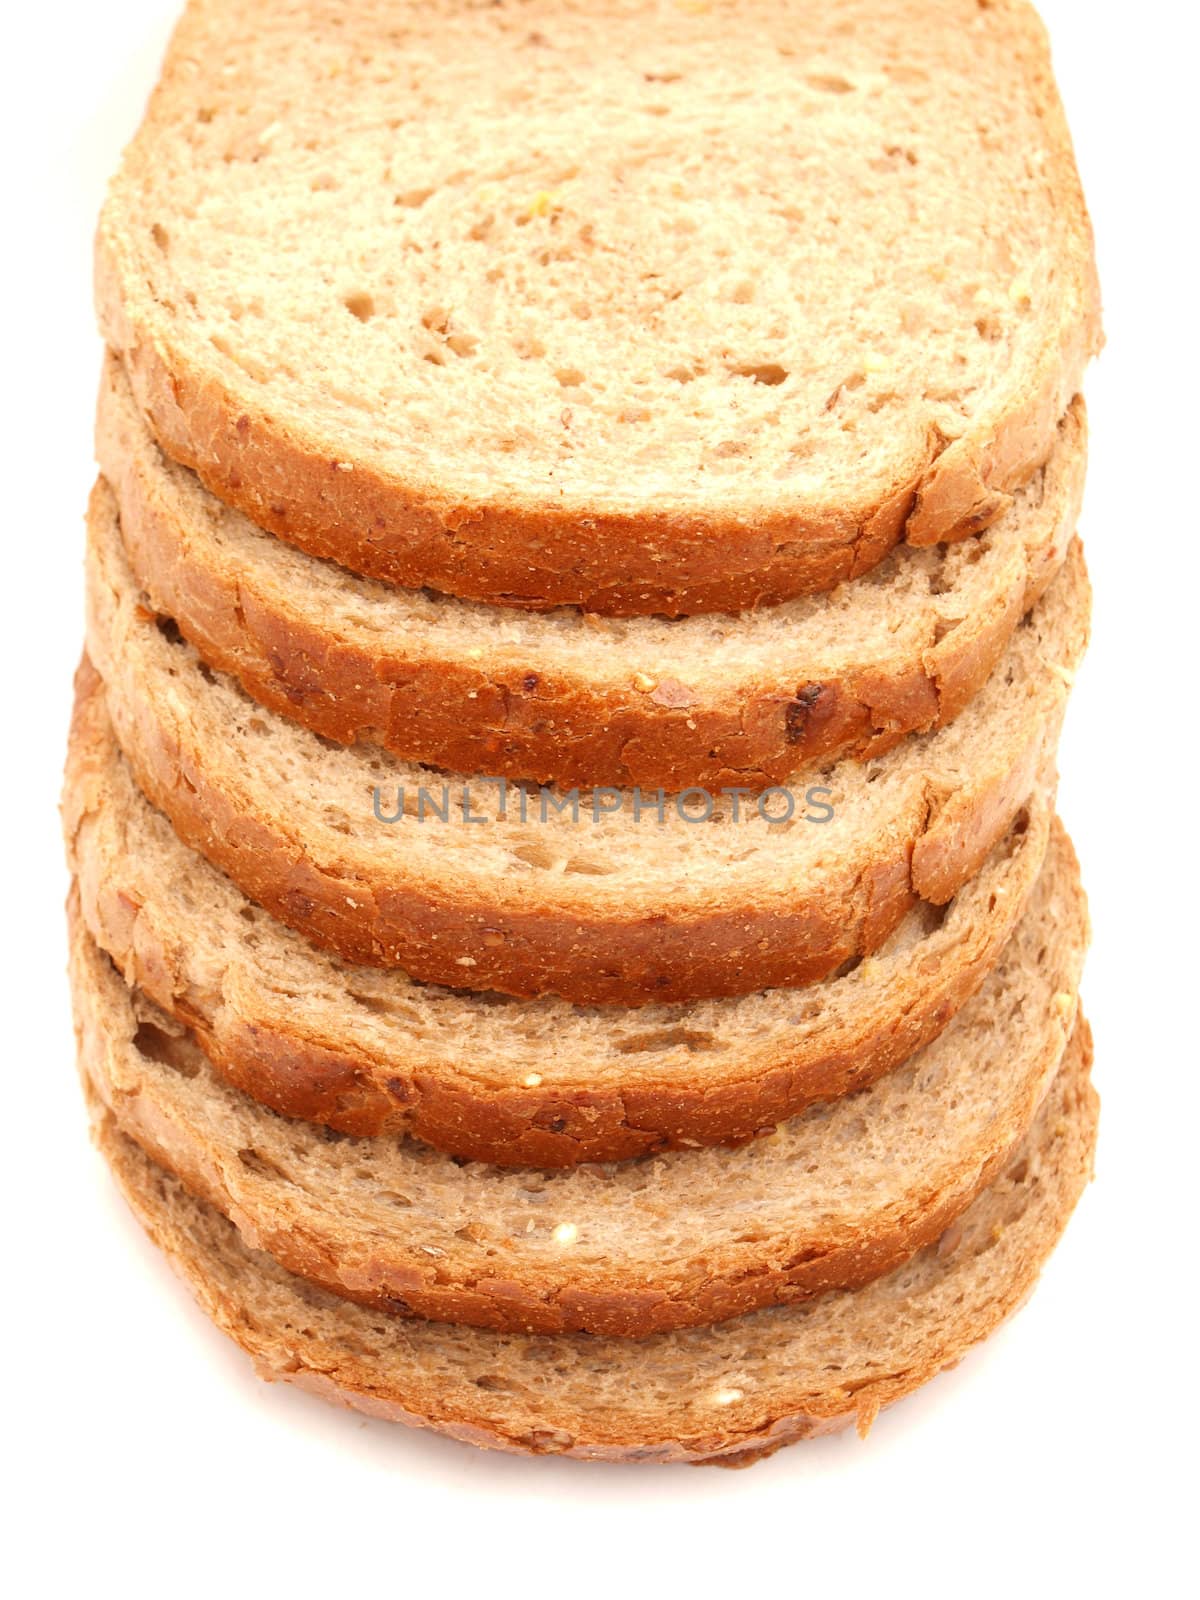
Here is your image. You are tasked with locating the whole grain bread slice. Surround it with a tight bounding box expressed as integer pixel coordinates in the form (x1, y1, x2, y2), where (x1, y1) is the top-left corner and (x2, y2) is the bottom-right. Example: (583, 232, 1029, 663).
(70, 816, 1087, 1338)
(66, 655, 1057, 1165)
(85, 480, 1089, 1005)
(96, 0, 1100, 616)
(84, 1023, 1097, 1463)
(97, 353, 1086, 790)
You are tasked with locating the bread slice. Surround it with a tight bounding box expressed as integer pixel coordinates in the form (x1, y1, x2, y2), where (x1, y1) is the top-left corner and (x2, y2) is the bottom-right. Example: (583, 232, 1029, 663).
(70, 814, 1087, 1338)
(66, 656, 1057, 1165)
(84, 1023, 1098, 1463)
(84, 481, 1089, 1004)
(96, 0, 1100, 616)
(97, 352, 1086, 790)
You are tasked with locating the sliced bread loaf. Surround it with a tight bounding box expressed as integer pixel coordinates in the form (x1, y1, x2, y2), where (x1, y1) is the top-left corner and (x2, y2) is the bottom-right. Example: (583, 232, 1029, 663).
(66, 657, 1056, 1165)
(70, 817, 1087, 1338)
(84, 480, 1089, 1004)
(97, 353, 1086, 789)
(96, 0, 1100, 615)
(85, 1023, 1098, 1463)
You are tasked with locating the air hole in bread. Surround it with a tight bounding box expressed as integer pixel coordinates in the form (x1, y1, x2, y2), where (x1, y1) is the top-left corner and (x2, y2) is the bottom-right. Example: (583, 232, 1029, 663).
(731, 362, 789, 387)
(511, 842, 558, 871)
(563, 857, 616, 876)
(805, 73, 856, 94)
(132, 1021, 198, 1076)
(343, 291, 376, 323)
(237, 1147, 291, 1182)
(154, 615, 184, 647)
(513, 333, 547, 360)
(615, 1028, 718, 1056)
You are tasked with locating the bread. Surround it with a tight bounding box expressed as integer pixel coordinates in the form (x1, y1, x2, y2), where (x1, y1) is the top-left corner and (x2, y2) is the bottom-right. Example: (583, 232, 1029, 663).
(96, 0, 1100, 616)
(84, 1022, 1098, 1463)
(69, 808, 1087, 1338)
(84, 479, 1089, 1004)
(97, 352, 1086, 790)
(66, 657, 1057, 1165)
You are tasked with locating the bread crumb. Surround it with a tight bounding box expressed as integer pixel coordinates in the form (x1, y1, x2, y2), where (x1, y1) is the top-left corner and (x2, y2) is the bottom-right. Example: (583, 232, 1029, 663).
(526, 189, 562, 219)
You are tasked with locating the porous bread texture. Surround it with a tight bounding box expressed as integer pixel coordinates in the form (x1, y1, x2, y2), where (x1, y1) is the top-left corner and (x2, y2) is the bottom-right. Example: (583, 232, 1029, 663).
(84, 480, 1090, 1004)
(65, 656, 1057, 1165)
(69, 820, 1087, 1338)
(97, 352, 1087, 789)
(85, 1024, 1098, 1464)
(96, 0, 1101, 615)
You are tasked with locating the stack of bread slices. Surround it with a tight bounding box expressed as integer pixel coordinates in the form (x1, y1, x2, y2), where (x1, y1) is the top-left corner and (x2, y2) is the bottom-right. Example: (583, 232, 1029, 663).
(65, 0, 1102, 1465)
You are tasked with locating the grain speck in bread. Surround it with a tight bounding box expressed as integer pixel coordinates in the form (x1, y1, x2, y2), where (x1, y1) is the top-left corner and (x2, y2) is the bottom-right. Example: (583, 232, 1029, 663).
(69, 812, 1087, 1338)
(84, 480, 1090, 1004)
(97, 352, 1087, 789)
(65, 656, 1059, 1165)
(96, 0, 1100, 614)
(84, 1023, 1098, 1463)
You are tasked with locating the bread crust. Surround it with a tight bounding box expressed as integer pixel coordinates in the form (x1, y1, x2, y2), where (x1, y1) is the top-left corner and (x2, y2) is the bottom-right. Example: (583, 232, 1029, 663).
(84, 1024, 1097, 1463)
(83, 481, 1087, 1005)
(66, 655, 1059, 1164)
(71, 880, 1085, 1337)
(97, 356, 1086, 790)
(94, 0, 1100, 617)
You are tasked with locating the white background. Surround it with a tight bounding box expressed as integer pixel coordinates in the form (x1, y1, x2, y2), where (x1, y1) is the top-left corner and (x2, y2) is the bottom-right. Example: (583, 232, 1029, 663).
(3, 2, 1196, 1593)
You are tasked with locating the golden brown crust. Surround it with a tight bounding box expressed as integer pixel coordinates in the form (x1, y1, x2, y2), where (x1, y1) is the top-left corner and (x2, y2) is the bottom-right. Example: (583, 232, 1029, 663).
(84, 1022, 1098, 1462)
(97, 360, 1086, 790)
(65, 657, 1057, 1164)
(71, 898, 1083, 1337)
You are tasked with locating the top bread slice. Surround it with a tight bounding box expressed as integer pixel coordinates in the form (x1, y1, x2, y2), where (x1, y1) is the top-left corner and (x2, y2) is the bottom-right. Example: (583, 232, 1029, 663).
(84, 479, 1089, 1005)
(85, 1022, 1098, 1463)
(97, 353, 1086, 790)
(96, 0, 1100, 615)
